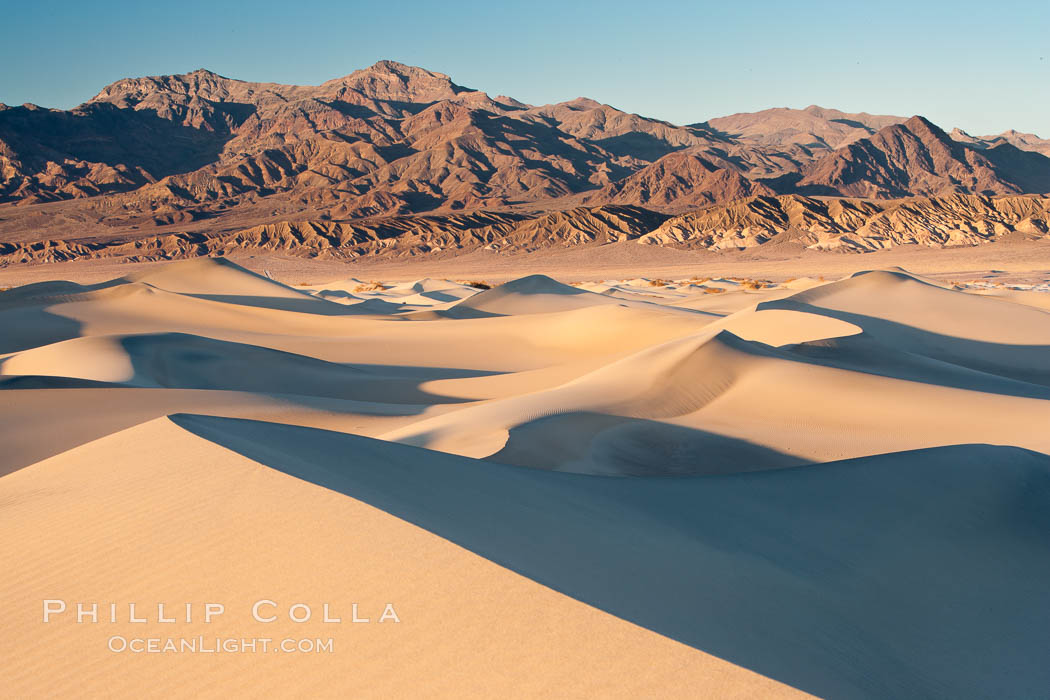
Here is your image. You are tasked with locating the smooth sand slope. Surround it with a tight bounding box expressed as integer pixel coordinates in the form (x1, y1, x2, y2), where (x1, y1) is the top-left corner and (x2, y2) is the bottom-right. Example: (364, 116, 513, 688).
(2, 257, 1050, 698)
(2, 416, 801, 699)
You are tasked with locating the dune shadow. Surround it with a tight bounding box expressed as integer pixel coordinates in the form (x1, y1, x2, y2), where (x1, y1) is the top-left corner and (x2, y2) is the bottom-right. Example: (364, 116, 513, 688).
(340, 364, 499, 381)
(758, 298, 1050, 397)
(313, 289, 358, 301)
(492, 411, 806, 475)
(310, 292, 429, 314)
(412, 306, 504, 320)
(186, 290, 477, 316)
(0, 330, 496, 405)
(0, 375, 127, 390)
(0, 304, 85, 353)
(413, 289, 461, 303)
(109, 333, 490, 405)
(183, 292, 387, 316)
(169, 413, 1050, 699)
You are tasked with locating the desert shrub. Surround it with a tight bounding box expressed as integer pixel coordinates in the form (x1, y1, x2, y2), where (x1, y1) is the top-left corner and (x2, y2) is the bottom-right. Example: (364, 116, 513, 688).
(704, 286, 726, 294)
(649, 279, 669, 287)
(353, 281, 387, 292)
(743, 281, 763, 290)
(465, 280, 492, 290)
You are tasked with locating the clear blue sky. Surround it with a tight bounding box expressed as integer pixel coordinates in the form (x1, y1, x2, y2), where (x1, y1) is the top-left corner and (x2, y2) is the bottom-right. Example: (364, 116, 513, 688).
(2, 0, 1047, 136)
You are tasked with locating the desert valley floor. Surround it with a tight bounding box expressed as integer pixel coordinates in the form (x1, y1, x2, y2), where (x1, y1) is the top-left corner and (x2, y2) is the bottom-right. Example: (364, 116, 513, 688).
(3, 246, 1050, 698)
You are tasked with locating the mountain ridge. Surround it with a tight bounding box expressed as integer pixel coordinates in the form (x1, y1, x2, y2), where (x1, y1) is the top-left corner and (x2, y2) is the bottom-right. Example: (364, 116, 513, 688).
(2, 61, 1049, 263)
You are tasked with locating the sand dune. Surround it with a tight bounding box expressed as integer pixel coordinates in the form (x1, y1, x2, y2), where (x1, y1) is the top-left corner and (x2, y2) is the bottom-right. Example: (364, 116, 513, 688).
(127, 257, 318, 298)
(2, 256, 1049, 697)
(302, 276, 481, 310)
(172, 415, 1050, 699)
(1, 416, 802, 699)
(0, 332, 479, 403)
(384, 270, 1050, 473)
(448, 273, 710, 319)
(385, 323, 1050, 474)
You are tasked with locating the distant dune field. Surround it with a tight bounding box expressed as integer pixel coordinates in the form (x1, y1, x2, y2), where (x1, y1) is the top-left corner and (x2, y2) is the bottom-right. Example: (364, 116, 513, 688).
(2, 257, 1050, 697)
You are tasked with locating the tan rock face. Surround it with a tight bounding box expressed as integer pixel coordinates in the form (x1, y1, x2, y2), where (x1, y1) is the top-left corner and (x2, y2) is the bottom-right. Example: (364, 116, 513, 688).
(639, 194, 1050, 252)
(2, 194, 1048, 266)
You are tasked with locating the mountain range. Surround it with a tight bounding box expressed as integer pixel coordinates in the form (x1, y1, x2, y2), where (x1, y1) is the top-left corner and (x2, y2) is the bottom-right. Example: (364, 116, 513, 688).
(2, 60, 1049, 263)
